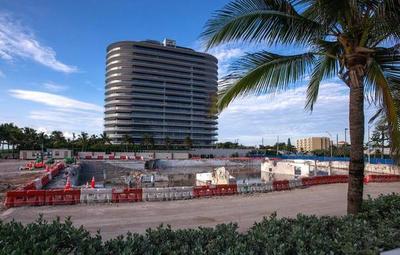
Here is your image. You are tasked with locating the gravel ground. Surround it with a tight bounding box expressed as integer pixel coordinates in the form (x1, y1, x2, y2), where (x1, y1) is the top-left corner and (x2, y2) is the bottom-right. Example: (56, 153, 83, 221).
(0, 160, 43, 210)
(1, 182, 399, 240)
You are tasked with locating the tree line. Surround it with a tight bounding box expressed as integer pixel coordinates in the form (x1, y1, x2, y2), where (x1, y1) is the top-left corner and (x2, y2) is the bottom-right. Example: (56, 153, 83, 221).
(0, 123, 194, 157)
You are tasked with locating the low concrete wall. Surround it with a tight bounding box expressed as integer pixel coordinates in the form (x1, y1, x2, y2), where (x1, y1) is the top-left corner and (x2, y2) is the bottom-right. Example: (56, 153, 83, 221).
(191, 148, 252, 157)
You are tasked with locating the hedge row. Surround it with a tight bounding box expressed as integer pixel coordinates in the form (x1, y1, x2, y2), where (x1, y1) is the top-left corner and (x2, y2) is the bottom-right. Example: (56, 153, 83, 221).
(1, 194, 400, 254)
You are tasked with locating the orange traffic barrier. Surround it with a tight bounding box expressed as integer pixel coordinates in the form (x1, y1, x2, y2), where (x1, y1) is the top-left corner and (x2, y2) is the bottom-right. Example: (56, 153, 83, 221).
(213, 184, 237, 196)
(367, 174, 400, 183)
(4, 190, 27, 207)
(193, 186, 215, 197)
(41, 174, 51, 186)
(26, 190, 46, 206)
(46, 189, 80, 205)
(112, 188, 142, 202)
(273, 180, 290, 191)
(23, 182, 36, 190)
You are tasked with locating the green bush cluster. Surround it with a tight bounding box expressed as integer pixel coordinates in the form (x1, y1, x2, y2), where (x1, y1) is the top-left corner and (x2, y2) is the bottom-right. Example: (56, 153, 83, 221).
(64, 157, 75, 165)
(1, 194, 400, 254)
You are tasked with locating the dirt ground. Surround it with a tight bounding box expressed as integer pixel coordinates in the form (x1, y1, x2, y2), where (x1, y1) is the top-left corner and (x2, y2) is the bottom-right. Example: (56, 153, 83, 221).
(1, 182, 399, 240)
(0, 160, 44, 210)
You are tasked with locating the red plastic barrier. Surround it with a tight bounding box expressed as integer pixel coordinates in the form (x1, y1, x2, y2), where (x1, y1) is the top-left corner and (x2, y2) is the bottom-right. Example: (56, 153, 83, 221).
(85, 155, 92, 160)
(46, 189, 81, 205)
(193, 186, 215, 197)
(112, 188, 142, 203)
(301, 175, 348, 186)
(26, 190, 46, 206)
(109, 155, 115, 160)
(193, 185, 237, 197)
(273, 180, 290, 191)
(34, 162, 45, 168)
(4, 190, 27, 207)
(120, 155, 127, 160)
(97, 155, 104, 160)
(23, 182, 36, 191)
(41, 174, 51, 186)
(214, 184, 237, 196)
(367, 174, 400, 183)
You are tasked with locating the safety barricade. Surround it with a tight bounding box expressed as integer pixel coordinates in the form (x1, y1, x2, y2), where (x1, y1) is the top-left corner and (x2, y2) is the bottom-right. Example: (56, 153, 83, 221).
(80, 188, 113, 203)
(120, 155, 127, 160)
(273, 180, 290, 191)
(26, 190, 46, 206)
(142, 187, 193, 201)
(109, 155, 115, 160)
(40, 174, 51, 186)
(112, 188, 142, 203)
(237, 182, 274, 193)
(367, 174, 400, 183)
(193, 186, 216, 198)
(301, 175, 348, 186)
(46, 189, 81, 205)
(97, 155, 104, 160)
(34, 162, 45, 168)
(23, 182, 36, 190)
(213, 184, 237, 196)
(289, 179, 303, 189)
(4, 190, 27, 207)
(85, 155, 92, 160)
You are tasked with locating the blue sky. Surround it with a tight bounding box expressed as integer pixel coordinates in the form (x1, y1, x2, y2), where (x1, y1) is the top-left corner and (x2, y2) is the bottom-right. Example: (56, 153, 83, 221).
(0, 0, 376, 145)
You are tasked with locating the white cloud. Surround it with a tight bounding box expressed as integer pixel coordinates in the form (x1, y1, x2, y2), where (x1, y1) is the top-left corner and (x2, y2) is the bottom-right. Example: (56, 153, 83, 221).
(0, 13, 77, 73)
(207, 45, 245, 77)
(218, 82, 377, 145)
(9, 89, 103, 112)
(7, 89, 103, 136)
(43, 82, 67, 92)
(29, 109, 102, 133)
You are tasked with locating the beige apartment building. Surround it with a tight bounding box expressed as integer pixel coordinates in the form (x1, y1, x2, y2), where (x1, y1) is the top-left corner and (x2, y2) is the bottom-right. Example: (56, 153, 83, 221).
(296, 137, 331, 152)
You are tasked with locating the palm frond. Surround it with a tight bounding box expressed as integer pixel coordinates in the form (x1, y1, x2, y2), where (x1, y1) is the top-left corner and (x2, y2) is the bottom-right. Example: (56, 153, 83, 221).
(201, 0, 323, 49)
(304, 39, 341, 111)
(305, 54, 339, 111)
(366, 59, 400, 157)
(217, 51, 315, 110)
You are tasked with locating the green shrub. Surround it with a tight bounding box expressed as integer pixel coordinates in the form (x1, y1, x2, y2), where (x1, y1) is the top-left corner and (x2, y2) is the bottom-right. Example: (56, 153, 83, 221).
(1, 194, 400, 254)
(64, 157, 75, 165)
(46, 158, 55, 164)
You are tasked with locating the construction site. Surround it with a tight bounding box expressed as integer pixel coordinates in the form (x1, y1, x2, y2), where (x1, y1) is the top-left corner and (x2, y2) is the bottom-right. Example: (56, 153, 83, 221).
(1, 155, 400, 239)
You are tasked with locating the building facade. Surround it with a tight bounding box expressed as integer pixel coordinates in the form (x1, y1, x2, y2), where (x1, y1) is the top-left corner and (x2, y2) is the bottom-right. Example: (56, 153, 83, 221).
(104, 39, 218, 147)
(296, 137, 331, 152)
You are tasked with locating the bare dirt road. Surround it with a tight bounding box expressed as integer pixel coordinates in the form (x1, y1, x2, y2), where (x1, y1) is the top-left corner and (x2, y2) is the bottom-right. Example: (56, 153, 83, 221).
(1, 183, 399, 240)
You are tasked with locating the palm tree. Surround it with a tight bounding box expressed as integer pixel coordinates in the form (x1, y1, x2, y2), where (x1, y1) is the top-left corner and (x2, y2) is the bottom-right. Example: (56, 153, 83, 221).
(78, 132, 89, 152)
(122, 134, 132, 152)
(165, 136, 172, 150)
(201, 0, 400, 214)
(142, 134, 155, 150)
(184, 136, 193, 150)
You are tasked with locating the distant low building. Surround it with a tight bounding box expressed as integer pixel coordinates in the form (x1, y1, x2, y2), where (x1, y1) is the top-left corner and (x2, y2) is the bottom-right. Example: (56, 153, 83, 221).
(296, 137, 331, 152)
(20, 149, 72, 160)
(337, 141, 350, 147)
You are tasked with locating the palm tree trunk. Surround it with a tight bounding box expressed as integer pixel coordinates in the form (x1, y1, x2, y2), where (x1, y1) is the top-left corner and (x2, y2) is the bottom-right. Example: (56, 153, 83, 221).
(347, 78, 365, 214)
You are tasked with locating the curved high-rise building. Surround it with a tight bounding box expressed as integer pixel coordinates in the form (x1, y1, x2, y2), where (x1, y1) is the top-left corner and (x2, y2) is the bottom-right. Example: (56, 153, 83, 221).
(104, 39, 218, 147)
